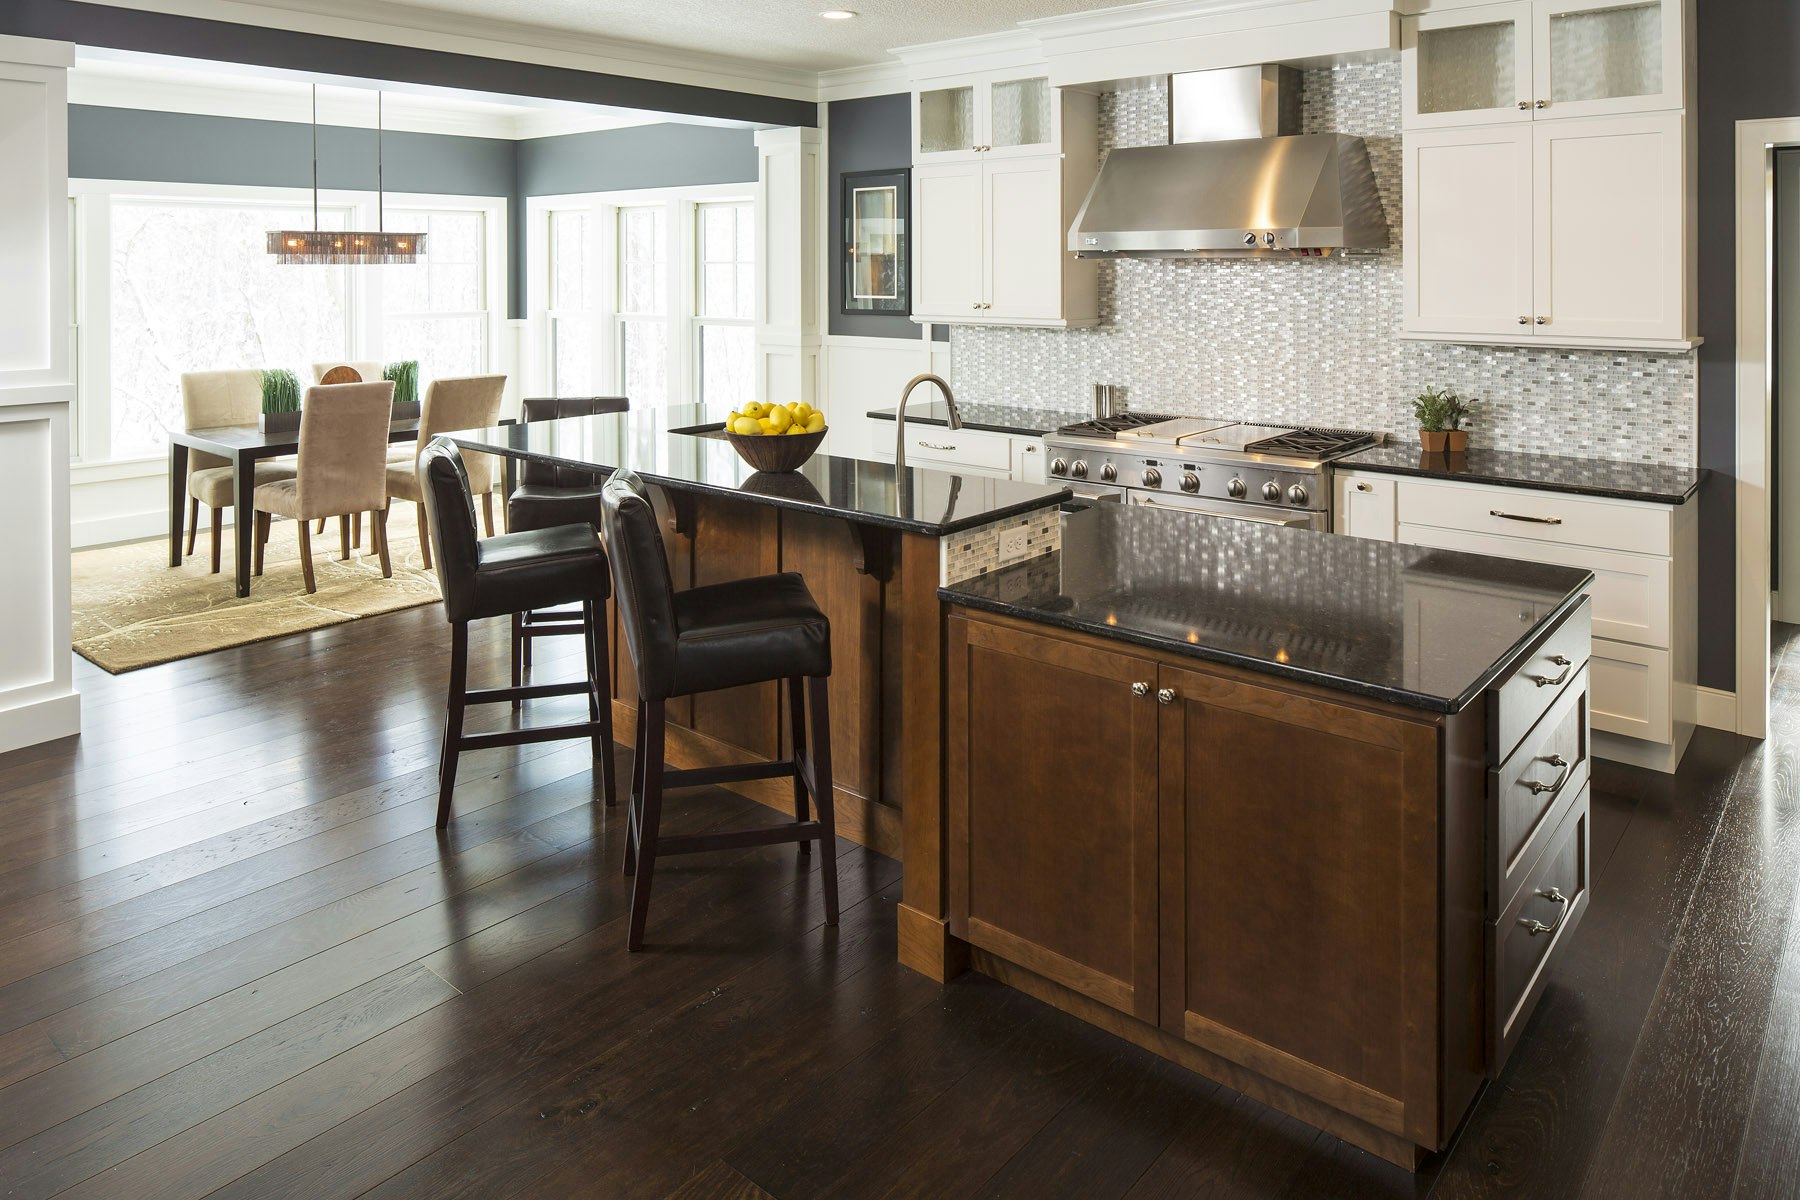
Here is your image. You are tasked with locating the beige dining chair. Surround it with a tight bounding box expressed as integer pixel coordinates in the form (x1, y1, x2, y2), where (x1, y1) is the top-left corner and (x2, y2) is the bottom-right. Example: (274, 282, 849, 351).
(179, 370, 298, 574)
(385, 374, 507, 568)
(252, 381, 395, 594)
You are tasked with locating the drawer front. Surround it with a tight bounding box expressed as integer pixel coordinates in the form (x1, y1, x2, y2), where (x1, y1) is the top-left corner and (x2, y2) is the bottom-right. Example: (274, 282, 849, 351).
(894, 427, 1014, 472)
(1488, 785, 1590, 1074)
(1397, 523, 1670, 648)
(1396, 479, 1672, 557)
(1490, 598, 1593, 765)
(1590, 639, 1672, 744)
(1489, 668, 1589, 920)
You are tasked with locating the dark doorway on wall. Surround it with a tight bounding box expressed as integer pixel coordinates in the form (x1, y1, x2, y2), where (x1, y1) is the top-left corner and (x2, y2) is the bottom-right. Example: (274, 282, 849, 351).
(1773, 149, 1800, 650)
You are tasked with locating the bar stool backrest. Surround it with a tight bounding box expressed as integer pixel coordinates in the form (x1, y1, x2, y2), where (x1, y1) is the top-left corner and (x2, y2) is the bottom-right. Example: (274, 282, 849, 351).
(417, 436, 483, 623)
(600, 469, 680, 701)
(520, 396, 630, 488)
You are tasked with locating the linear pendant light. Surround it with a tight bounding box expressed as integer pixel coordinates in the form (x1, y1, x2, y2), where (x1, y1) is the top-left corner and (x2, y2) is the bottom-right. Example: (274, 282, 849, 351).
(267, 87, 426, 265)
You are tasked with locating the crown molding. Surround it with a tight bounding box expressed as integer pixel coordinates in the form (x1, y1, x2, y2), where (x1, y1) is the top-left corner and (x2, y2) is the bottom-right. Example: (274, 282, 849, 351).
(890, 28, 1046, 79)
(816, 60, 910, 104)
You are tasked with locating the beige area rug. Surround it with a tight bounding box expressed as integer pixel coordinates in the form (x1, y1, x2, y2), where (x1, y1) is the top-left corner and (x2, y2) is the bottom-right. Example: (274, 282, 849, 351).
(73, 505, 442, 673)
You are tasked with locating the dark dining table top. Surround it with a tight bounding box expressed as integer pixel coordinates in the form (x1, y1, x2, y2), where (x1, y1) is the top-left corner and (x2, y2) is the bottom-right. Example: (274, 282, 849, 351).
(173, 419, 422, 454)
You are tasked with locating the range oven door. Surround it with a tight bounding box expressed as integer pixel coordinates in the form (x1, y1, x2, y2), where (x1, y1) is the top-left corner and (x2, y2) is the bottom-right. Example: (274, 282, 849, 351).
(1128, 491, 1327, 531)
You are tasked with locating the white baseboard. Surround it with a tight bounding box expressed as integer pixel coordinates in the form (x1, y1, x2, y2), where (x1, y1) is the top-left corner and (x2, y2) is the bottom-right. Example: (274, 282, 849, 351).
(0, 688, 81, 756)
(1594, 723, 1695, 774)
(1691, 686, 1738, 733)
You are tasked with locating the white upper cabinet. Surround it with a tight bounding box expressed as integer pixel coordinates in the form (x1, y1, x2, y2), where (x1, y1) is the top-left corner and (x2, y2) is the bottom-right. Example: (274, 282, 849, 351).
(914, 74, 1058, 162)
(1403, 0, 1687, 129)
(1404, 125, 1535, 337)
(914, 160, 985, 318)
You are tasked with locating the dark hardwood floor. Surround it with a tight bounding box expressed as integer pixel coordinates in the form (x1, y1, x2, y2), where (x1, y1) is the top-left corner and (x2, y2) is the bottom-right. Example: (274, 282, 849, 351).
(0, 606, 1795, 1198)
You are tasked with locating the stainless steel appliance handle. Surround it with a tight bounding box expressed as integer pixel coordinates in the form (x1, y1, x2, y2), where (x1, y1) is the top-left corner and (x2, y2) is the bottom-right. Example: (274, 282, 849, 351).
(1490, 509, 1563, 526)
(1518, 887, 1571, 937)
(1137, 497, 1311, 527)
(1523, 754, 1572, 796)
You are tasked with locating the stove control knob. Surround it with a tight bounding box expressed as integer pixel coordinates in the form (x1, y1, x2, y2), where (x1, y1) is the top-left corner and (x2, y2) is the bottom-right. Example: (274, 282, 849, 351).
(1071, 460, 1089, 479)
(1287, 483, 1310, 506)
(1143, 468, 1163, 488)
(1049, 457, 1067, 476)
(1261, 480, 1282, 503)
(1227, 477, 1247, 499)
(1242, 232, 1258, 247)
(1179, 471, 1200, 493)
(1100, 463, 1118, 483)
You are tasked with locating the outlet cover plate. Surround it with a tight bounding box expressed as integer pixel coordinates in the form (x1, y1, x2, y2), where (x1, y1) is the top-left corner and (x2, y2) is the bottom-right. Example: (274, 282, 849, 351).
(1000, 526, 1029, 558)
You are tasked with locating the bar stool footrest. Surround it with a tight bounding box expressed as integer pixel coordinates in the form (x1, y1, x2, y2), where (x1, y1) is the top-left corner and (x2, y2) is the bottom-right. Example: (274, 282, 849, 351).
(466, 681, 593, 704)
(459, 720, 604, 751)
(655, 821, 825, 856)
(661, 759, 797, 790)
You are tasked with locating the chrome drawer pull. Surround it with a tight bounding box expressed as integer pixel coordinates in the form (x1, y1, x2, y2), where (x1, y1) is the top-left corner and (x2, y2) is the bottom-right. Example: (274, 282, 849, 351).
(1524, 754, 1572, 796)
(916, 441, 957, 451)
(1490, 509, 1563, 525)
(1518, 886, 1571, 937)
(1528, 655, 1573, 688)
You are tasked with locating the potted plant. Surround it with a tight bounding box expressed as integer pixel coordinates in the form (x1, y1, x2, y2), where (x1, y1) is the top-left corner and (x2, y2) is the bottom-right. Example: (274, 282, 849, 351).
(1412, 385, 1481, 453)
(1443, 389, 1481, 453)
(383, 360, 421, 422)
(258, 368, 302, 434)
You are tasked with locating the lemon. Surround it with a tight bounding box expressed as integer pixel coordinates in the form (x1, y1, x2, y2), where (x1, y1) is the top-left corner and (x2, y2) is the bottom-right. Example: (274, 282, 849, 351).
(804, 413, 825, 433)
(791, 403, 812, 423)
(785, 424, 807, 435)
(731, 416, 762, 436)
(766, 405, 793, 433)
(742, 401, 767, 419)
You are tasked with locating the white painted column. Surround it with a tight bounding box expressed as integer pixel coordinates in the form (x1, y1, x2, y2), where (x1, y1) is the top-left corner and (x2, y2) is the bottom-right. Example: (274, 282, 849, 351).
(0, 35, 79, 755)
(754, 127, 822, 408)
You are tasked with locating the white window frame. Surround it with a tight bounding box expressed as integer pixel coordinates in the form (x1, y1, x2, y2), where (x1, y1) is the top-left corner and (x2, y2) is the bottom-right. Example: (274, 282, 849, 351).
(67, 178, 506, 473)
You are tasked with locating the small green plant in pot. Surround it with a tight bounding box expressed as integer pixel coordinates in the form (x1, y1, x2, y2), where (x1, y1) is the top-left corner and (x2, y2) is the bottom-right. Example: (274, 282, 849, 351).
(258, 368, 302, 434)
(1412, 385, 1481, 453)
(383, 360, 421, 421)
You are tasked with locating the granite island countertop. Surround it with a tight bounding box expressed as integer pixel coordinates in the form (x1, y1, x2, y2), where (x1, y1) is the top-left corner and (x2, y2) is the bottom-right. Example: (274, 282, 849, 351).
(449, 403, 1070, 537)
(866, 400, 1087, 438)
(1338, 444, 1704, 504)
(941, 503, 1593, 712)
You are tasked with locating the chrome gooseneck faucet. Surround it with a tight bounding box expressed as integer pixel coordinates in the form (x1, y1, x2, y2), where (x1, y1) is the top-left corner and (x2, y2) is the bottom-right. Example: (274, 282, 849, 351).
(894, 373, 962, 480)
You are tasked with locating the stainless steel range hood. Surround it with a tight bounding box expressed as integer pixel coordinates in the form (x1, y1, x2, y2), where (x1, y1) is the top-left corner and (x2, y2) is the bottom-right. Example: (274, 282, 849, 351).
(1069, 66, 1389, 258)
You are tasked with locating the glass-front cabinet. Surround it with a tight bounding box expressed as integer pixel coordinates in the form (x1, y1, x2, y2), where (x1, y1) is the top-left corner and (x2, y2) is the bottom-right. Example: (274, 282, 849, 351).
(914, 74, 1056, 162)
(1403, 0, 1685, 129)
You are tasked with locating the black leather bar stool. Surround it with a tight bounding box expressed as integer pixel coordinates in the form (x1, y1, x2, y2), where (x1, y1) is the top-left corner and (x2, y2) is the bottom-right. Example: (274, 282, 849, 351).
(506, 396, 630, 704)
(600, 468, 838, 951)
(418, 436, 618, 828)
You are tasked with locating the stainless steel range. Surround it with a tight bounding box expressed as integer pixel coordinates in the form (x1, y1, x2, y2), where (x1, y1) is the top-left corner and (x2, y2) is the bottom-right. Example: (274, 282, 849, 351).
(1044, 414, 1381, 531)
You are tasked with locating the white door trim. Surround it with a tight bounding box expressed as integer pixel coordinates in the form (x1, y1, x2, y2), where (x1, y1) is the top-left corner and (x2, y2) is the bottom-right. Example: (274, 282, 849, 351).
(1735, 116, 1800, 740)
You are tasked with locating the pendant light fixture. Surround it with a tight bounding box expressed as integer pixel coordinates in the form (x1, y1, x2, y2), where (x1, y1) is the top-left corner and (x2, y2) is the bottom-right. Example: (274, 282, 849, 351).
(268, 86, 426, 265)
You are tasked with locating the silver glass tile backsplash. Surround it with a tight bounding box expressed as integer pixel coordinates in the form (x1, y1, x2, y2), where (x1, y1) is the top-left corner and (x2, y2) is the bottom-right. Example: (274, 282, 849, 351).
(948, 64, 1697, 466)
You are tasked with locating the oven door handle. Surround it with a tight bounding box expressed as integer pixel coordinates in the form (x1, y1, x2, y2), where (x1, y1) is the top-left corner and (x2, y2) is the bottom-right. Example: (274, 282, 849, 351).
(1136, 497, 1313, 527)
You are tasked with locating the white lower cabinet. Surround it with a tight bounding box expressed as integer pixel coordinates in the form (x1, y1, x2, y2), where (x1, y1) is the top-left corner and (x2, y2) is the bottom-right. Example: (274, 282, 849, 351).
(1336, 468, 1696, 771)
(869, 426, 1052, 483)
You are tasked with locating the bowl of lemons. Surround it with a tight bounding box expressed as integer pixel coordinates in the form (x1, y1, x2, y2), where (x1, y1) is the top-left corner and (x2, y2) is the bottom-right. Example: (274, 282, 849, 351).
(723, 401, 828, 473)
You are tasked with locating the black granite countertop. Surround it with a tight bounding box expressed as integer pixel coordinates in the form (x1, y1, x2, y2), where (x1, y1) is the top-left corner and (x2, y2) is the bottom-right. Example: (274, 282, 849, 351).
(448, 404, 1070, 537)
(866, 400, 1088, 438)
(1338, 444, 1704, 504)
(942, 503, 1593, 712)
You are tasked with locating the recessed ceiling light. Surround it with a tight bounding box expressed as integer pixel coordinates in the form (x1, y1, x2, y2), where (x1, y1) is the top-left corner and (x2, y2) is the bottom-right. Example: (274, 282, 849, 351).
(820, 9, 858, 18)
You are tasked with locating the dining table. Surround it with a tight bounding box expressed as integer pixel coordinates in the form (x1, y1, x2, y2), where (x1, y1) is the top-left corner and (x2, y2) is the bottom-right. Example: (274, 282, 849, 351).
(167, 419, 422, 598)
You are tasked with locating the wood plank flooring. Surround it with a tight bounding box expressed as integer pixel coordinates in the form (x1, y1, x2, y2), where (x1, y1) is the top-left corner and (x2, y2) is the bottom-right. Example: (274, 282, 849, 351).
(1, 605, 1796, 1198)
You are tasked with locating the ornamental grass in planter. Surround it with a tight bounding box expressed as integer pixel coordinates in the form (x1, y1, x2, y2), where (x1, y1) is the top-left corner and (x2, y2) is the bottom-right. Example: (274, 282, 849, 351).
(258, 368, 302, 434)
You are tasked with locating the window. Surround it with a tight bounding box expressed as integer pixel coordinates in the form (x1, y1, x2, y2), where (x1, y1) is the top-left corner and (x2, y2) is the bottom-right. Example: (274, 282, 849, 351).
(695, 201, 755, 410)
(547, 208, 596, 396)
(380, 207, 491, 385)
(616, 205, 669, 407)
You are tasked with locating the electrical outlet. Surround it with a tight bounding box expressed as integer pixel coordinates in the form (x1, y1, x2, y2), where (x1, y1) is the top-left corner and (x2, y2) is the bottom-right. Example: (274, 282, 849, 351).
(1000, 526, 1029, 558)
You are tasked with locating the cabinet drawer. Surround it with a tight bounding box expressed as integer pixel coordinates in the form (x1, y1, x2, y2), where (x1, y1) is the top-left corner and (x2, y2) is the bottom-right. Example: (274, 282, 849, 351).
(1590, 638, 1672, 744)
(1489, 598, 1592, 764)
(1396, 479, 1671, 557)
(885, 427, 1014, 473)
(1488, 784, 1590, 1073)
(1489, 668, 1589, 920)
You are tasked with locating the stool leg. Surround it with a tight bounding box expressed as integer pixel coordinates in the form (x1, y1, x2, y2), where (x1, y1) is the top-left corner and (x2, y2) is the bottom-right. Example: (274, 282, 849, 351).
(807, 675, 839, 926)
(436, 622, 469, 829)
(624, 701, 648, 877)
(510, 613, 524, 713)
(583, 601, 618, 807)
(787, 676, 810, 857)
(626, 699, 666, 951)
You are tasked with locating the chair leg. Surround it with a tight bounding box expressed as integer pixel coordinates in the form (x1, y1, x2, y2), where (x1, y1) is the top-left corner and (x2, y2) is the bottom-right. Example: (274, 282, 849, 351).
(806, 675, 839, 926)
(352, 511, 361, 551)
(437, 621, 469, 829)
(510, 613, 525, 713)
(788, 676, 811, 857)
(522, 618, 534, 676)
(417, 502, 433, 570)
(339, 515, 351, 560)
(626, 698, 666, 951)
(625, 701, 648, 877)
(315, 517, 327, 534)
(374, 509, 393, 578)
(296, 518, 316, 594)
(209, 508, 223, 574)
(184, 497, 199, 557)
(481, 491, 496, 538)
(253, 511, 270, 576)
(583, 602, 617, 807)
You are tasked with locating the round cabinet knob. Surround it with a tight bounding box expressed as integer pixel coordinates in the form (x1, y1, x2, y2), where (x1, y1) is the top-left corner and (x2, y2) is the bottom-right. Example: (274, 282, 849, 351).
(1143, 468, 1163, 488)
(1049, 457, 1067, 476)
(1242, 232, 1258, 247)
(1227, 477, 1247, 499)
(1070, 460, 1089, 479)
(1287, 483, 1310, 506)
(1157, 688, 1177, 705)
(1180, 471, 1200, 493)
(1535, 99, 1549, 109)
(1261, 480, 1282, 502)
(1518, 100, 1531, 110)
(1535, 316, 1549, 325)
(1100, 463, 1118, 482)
(1131, 681, 1150, 697)
(1518, 316, 1530, 325)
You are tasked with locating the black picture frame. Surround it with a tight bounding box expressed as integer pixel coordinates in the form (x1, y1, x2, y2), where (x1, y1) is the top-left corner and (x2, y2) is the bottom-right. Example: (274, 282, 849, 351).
(840, 168, 910, 316)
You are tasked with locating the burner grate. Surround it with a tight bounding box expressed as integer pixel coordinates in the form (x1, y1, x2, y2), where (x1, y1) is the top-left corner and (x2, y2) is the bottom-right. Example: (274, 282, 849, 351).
(1056, 413, 1175, 438)
(1244, 427, 1379, 458)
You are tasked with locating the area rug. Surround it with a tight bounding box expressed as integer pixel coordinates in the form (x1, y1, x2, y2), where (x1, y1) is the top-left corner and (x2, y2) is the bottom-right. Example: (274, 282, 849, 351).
(72, 506, 441, 673)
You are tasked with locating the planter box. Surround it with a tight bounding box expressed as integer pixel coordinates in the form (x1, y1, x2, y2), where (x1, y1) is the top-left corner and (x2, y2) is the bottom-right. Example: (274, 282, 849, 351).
(259, 411, 302, 435)
(389, 401, 421, 424)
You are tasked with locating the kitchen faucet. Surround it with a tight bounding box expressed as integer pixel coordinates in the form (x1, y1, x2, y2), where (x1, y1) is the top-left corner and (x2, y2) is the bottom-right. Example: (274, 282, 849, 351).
(895, 373, 962, 480)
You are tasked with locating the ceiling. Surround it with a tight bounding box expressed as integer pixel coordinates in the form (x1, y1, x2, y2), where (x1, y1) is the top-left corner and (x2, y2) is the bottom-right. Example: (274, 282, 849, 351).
(240, 0, 1113, 73)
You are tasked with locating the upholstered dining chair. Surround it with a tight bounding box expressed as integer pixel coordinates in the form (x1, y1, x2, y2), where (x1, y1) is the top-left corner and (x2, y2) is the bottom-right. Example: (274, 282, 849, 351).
(252, 381, 395, 594)
(179, 370, 298, 574)
(385, 374, 507, 568)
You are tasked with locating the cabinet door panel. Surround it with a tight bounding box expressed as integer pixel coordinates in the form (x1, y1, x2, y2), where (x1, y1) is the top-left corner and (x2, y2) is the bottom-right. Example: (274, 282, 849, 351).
(913, 161, 984, 320)
(1334, 472, 1397, 541)
(1402, 1, 1535, 130)
(1404, 127, 1535, 336)
(1534, 0, 1684, 120)
(984, 156, 1065, 322)
(947, 616, 1160, 1022)
(1157, 665, 1442, 1144)
(1534, 113, 1684, 340)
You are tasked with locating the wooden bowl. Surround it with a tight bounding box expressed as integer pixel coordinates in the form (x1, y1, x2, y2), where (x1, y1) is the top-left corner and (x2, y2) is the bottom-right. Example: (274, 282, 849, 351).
(725, 427, 826, 473)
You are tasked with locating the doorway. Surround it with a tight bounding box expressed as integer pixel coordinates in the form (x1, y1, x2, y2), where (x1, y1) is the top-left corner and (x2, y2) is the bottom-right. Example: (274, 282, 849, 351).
(1773, 151, 1799, 642)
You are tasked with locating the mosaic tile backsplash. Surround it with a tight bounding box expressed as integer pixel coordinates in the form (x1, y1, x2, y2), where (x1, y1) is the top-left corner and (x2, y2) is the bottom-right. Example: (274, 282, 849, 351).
(948, 63, 1698, 467)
